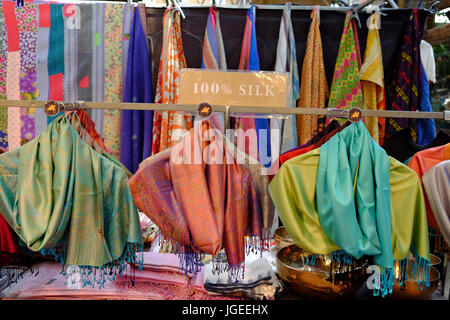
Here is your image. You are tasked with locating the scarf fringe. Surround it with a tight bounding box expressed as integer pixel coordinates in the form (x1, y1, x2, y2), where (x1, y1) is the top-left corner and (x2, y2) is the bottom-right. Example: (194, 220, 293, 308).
(41, 242, 143, 290)
(409, 244, 431, 290)
(372, 267, 394, 298)
(210, 252, 246, 283)
(245, 236, 264, 256)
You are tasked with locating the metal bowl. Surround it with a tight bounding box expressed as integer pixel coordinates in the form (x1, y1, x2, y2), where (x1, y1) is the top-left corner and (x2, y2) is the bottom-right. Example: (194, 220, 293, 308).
(274, 227, 294, 250)
(430, 254, 441, 266)
(390, 260, 440, 300)
(276, 244, 367, 299)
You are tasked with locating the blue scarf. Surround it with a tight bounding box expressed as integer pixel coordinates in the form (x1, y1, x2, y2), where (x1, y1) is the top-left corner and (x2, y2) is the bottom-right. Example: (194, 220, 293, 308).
(120, 7, 153, 173)
(417, 62, 436, 145)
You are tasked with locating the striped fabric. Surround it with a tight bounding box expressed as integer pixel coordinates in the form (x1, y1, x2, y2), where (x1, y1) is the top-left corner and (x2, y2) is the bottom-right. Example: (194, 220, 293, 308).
(91, 3, 105, 134)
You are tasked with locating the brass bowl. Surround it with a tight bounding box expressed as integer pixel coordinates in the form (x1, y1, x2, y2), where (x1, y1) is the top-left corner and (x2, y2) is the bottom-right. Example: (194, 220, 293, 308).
(274, 227, 294, 250)
(391, 261, 440, 300)
(276, 244, 367, 299)
(430, 254, 441, 266)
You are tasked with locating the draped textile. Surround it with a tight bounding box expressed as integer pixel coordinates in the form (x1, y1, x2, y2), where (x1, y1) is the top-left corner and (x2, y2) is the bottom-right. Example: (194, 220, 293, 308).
(408, 143, 450, 231)
(0, 212, 19, 267)
(103, 2, 130, 159)
(422, 161, 450, 247)
(417, 62, 436, 145)
(18, 2, 38, 145)
(273, 2, 300, 158)
(316, 123, 393, 271)
(234, 5, 266, 165)
(360, 14, 386, 145)
(328, 11, 363, 111)
(386, 9, 420, 140)
(269, 124, 430, 296)
(130, 121, 262, 279)
(120, 6, 153, 174)
(382, 127, 450, 163)
(0, 115, 142, 287)
(201, 6, 226, 132)
(152, 9, 192, 155)
(296, 6, 328, 146)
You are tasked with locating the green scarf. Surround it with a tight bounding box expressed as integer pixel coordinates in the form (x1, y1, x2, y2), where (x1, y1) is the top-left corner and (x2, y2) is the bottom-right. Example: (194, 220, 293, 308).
(0, 116, 143, 288)
(269, 123, 430, 297)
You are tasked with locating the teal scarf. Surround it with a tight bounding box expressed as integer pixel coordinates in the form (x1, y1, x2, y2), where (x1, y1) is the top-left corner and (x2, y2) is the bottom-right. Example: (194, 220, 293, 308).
(316, 122, 394, 294)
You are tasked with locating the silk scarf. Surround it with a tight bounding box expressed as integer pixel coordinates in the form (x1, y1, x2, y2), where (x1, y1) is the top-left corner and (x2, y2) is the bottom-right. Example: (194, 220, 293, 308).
(360, 13, 386, 145)
(0, 115, 143, 288)
(120, 5, 153, 174)
(130, 121, 263, 281)
(422, 161, 450, 247)
(417, 61, 436, 145)
(269, 124, 430, 297)
(328, 11, 363, 111)
(273, 2, 300, 163)
(386, 9, 420, 140)
(234, 5, 270, 167)
(152, 8, 192, 155)
(297, 6, 328, 146)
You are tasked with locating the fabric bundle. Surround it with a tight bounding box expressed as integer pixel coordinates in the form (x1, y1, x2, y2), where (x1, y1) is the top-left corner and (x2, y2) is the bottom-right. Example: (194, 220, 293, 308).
(152, 8, 192, 155)
(269, 122, 430, 297)
(120, 4, 154, 174)
(203, 252, 283, 300)
(0, 115, 143, 289)
(296, 6, 328, 146)
(386, 9, 420, 141)
(360, 13, 386, 145)
(130, 121, 264, 282)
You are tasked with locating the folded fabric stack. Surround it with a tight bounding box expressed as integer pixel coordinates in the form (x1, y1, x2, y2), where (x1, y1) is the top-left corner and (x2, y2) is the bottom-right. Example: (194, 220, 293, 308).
(113, 252, 243, 300)
(203, 253, 283, 300)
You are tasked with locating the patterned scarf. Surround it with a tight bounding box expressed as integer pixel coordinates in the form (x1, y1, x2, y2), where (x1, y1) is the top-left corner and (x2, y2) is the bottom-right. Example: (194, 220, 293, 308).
(328, 11, 363, 112)
(152, 8, 192, 155)
(386, 9, 420, 141)
(130, 121, 263, 281)
(360, 13, 386, 145)
(297, 6, 328, 146)
(0, 115, 143, 289)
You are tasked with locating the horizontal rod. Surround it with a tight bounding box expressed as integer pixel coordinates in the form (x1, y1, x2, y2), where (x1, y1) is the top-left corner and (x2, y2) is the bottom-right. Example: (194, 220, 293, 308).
(0, 100, 447, 120)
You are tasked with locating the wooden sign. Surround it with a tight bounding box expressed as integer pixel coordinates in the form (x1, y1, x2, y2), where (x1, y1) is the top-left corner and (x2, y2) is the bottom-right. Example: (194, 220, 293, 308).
(179, 69, 289, 108)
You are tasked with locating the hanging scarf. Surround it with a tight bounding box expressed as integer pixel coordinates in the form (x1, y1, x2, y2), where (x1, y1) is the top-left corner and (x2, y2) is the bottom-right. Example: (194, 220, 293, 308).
(360, 13, 386, 145)
(152, 8, 192, 155)
(316, 122, 393, 290)
(273, 2, 300, 159)
(120, 5, 153, 174)
(0, 6, 8, 149)
(18, 2, 38, 145)
(328, 11, 363, 112)
(3, 0, 21, 150)
(201, 6, 226, 132)
(422, 161, 450, 248)
(386, 9, 420, 141)
(269, 123, 430, 297)
(103, 2, 131, 159)
(130, 121, 263, 281)
(234, 5, 271, 167)
(417, 61, 436, 145)
(297, 6, 328, 146)
(0, 115, 143, 288)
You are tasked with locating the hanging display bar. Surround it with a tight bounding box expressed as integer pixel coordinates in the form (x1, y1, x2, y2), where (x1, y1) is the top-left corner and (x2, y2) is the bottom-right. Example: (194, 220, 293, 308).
(0, 99, 448, 120)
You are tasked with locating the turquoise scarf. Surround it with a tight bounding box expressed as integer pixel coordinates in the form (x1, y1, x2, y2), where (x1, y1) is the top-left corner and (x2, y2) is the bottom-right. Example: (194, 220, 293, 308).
(316, 122, 394, 292)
